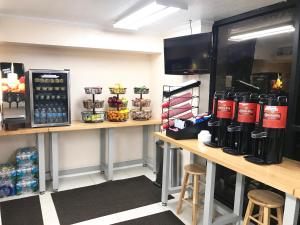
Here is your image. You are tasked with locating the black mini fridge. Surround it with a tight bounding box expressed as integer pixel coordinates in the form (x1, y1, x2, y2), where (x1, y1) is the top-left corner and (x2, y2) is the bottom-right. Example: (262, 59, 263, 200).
(25, 69, 71, 127)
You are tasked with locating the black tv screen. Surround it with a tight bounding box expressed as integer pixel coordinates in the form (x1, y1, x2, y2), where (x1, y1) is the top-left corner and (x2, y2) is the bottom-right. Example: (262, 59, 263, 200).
(164, 32, 212, 75)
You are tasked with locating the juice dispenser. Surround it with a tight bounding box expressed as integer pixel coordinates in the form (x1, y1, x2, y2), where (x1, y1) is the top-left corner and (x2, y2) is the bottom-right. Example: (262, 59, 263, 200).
(0, 62, 26, 130)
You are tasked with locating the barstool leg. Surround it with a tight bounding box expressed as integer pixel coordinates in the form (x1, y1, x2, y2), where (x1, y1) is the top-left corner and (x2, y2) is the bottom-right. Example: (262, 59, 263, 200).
(176, 172, 189, 214)
(263, 208, 270, 225)
(259, 206, 264, 223)
(192, 175, 200, 225)
(276, 207, 283, 225)
(243, 200, 254, 225)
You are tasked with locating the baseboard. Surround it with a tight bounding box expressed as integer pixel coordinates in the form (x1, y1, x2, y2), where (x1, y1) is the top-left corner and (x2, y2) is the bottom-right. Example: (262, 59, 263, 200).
(45, 158, 154, 180)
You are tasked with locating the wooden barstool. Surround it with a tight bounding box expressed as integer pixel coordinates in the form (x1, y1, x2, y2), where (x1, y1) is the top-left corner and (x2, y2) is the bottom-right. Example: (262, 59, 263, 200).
(176, 164, 206, 225)
(243, 189, 284, 225)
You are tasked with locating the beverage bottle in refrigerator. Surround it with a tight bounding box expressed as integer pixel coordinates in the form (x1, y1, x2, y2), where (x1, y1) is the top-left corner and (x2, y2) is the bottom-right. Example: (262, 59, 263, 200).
(62, 105, 67, 122)
(52, 106, 58, 123)
(40, 106, 47, 124)
(57, 104, 63, 123)
(47, 106, 53, 123)
(34, 108, 41, 124)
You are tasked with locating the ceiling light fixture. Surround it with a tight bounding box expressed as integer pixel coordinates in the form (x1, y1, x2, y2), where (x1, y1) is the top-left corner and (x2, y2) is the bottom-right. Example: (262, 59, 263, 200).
(113, 2, 180, 30)
(228, 25, 295, 42)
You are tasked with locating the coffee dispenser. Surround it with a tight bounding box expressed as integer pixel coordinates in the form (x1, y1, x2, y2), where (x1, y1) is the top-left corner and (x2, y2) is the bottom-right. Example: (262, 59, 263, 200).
(206, 91, 234, 147)
(245, 95, 287, 164)
(224, 93, 258, 155)
(206, 93, 220, 147)
(223, 93, 239, 153)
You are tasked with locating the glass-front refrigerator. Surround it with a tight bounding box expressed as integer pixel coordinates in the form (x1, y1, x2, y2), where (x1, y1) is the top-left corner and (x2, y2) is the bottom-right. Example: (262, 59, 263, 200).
(25, 69, 71, 127)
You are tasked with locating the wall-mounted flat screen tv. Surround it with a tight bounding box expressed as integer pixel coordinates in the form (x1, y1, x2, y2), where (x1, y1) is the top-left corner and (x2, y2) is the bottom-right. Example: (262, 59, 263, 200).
(164, 32, 212, 75)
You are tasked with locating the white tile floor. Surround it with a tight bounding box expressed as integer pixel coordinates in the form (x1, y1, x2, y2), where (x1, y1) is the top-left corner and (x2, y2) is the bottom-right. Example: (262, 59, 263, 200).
(0, 166, 205, 225)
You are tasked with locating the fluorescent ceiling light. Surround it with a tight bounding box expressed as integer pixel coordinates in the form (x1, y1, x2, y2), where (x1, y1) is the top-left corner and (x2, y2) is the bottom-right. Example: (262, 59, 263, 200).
(228, 25, 295, 42)
(113, 2, 180, 30)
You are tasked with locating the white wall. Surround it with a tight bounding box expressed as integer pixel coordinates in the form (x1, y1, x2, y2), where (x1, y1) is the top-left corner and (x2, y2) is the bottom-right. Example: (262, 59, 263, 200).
(0, 43, 156, 170)
(0, 16, 212, 174)
(0, 15, 162, 54)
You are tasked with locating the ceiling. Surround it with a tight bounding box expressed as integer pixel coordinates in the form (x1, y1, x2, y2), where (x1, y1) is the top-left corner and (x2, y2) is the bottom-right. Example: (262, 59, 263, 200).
(0, 0, 285, 35)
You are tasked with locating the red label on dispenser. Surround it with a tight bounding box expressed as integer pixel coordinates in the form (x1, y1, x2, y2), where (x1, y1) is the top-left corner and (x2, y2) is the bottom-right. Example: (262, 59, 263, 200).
(263, 106, 288, 129)
(237, 102, 257, 123)
(217, 100, 234, 119)
(255, 104, 260, 123)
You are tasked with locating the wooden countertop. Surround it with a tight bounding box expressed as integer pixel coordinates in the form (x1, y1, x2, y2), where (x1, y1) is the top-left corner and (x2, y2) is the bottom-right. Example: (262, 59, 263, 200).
(154, 132, 300, 197)
(294, 189, 300, 199)
(48, 120, 161, 132)
(0, 120, 161, 136)
(0, 127, 49, 137)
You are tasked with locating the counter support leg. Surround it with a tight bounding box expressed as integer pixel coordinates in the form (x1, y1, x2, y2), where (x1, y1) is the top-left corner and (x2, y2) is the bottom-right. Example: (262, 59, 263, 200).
(233, 173, 245, 225)
(142, 125, 149, 167)
(162, 142, 171, 206)
(203, 160, 216, 225)
(188, 153, 196, 198)
(283, 194, 299, 225)
(107, 128, 114, 181)
(152, 125, 160, 174)
(50, 132, 59, 192)
(100, 129, 107, 174)
(36, 133, 45, 194)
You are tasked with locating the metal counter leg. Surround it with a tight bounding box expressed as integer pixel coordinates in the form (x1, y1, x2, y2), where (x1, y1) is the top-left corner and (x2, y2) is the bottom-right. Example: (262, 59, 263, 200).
(283, 194, 299, 225)
(233, 173, 245, 225)
(142, 125, 149, 167)
(36, 133, 45, 194)
(162, 142, 171, 206)
(107, 128, 114, 181)
(100, 129, 107, 174)
(188, 153, 195, 198)
(152, 125, 160, 174)
(203, 160, 216, 225)
(50, 132, 59, 192)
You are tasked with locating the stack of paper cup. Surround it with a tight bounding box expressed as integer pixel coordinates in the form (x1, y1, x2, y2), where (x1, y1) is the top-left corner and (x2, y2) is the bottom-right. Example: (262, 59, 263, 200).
(198, 130, 211, 143)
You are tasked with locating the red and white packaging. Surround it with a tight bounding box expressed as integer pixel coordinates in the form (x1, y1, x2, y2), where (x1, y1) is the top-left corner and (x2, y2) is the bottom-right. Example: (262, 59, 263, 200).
(162, 92, 193, 108)
(161, 103, 193, 120)
(237, 102, 257, 123)
(263, 105, 288, 129)
(216, 100, 234, 119)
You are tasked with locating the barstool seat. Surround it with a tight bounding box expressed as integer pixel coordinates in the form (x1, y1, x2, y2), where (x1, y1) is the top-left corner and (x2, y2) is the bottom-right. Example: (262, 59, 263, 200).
(248, 189, 284, 208)
(177, 164, 206, 225)
(184, 164, 206, 175)
(243, 189, 284, 225)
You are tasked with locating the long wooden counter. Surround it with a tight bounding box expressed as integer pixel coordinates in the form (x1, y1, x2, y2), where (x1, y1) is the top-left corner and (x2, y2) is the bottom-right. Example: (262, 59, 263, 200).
(0, 119, 161, 136)
(294, 189, 300, 199)
(0, 127, 49, 137)
(48, 119, 161, 132)
(154, 132, 300, 197)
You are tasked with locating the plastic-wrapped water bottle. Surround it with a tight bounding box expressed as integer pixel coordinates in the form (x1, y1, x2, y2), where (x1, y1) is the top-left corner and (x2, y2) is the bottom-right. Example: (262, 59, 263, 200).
(16, 147, 38, 166)
(16, 178, 38, 195)
(0, 163, 16, 182)
(0, 180, 16, 197)
(16, 164, 39, 180)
